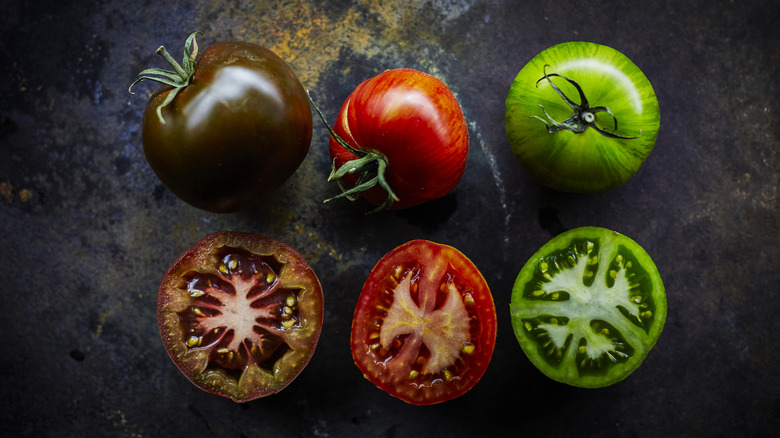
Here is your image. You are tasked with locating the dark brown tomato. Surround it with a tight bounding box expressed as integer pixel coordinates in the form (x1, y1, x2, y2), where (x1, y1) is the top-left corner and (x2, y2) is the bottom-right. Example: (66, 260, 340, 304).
(157, 232, 323, 402)
(142, 41, 312, 213)
(351, 240, 496, 405)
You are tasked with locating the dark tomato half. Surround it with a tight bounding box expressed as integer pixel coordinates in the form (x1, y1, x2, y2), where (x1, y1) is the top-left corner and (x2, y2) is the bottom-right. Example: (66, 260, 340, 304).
(157, 232, 323, 402)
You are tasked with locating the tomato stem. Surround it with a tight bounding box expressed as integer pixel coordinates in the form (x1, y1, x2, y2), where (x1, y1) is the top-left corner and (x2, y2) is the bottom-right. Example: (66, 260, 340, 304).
(307, 91, 399, 213)
(129, 31, 202, 124)
(531, 66, 639, 140)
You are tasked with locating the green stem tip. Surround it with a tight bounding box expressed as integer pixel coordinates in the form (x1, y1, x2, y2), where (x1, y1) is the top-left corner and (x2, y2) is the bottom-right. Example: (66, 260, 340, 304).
(128, 31, 202, 124)
(307, 90, 399, 213)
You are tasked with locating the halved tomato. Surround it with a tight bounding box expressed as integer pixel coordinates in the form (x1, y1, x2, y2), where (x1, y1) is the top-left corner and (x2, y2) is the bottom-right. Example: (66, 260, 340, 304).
(510, 227, 666, 388)
(157, 232, 324, 402)
(351, 240, 496, 405)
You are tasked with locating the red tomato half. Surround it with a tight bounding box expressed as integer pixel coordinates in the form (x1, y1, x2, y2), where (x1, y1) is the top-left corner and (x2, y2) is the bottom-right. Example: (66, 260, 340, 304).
(328, 69, 469, 210)
(351, 240, 496, 405)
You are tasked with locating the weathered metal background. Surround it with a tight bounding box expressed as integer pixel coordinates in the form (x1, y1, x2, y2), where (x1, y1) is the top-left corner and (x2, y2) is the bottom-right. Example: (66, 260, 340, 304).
(1, 0, 777, 436)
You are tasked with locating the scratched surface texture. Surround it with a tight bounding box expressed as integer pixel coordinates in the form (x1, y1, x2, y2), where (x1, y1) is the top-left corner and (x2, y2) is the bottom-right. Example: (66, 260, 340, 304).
(1, 0, 778, 437)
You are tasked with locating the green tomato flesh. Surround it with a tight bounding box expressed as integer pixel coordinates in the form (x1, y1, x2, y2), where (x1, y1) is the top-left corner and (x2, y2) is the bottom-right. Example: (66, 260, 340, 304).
(510, 227, 666, 388)
(505, 42, 660, 193)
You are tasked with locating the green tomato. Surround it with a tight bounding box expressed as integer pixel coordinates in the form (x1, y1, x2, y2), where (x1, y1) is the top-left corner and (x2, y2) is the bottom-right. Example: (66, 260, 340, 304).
(510, 227, 666, 388)
(505, 42, 660, 193)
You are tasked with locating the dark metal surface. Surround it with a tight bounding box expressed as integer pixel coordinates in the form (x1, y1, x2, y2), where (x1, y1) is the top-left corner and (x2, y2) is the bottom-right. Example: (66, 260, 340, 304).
(1, 1, 778, 436)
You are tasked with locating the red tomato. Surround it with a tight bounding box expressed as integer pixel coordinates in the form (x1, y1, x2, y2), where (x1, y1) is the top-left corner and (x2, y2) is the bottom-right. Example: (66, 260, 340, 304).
(327, 68, 469, 211)
(351, 240, 496, 405)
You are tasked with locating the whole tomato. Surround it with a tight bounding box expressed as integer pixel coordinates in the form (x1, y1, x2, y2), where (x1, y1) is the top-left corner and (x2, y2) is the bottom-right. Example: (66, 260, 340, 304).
(315, 68, 469, 212)
(505, 42, 660, 193)
(131, 32, 312, 213)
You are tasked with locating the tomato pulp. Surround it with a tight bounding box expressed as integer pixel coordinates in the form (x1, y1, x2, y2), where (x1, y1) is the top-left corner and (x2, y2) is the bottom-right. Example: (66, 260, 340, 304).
(510, 227, 666, 388)
(351, 240, 496, 405)
(157, 232, 324, 402)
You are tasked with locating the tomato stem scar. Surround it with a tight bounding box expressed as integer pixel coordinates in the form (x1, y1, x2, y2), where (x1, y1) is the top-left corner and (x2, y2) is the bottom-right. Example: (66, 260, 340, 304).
(531, 65, 639, 140)
(307, 90, 400, 213)
(129, 31, 202, 124)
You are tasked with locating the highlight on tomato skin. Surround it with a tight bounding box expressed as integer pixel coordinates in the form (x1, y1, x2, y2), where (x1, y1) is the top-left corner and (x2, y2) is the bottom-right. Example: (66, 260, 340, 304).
(350, 240, 497, 405)
(157, 232, 324, 402)
(131, 32, 313, 213)
(322, 68, 470, 212)
(505, 41, 660, 193)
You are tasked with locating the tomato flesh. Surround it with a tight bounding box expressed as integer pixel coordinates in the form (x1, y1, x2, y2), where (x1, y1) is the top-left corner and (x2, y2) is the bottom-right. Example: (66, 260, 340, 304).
(158, 232, 323, 402)
(329, 69, 469, 210)
(510, 227, 666, 388)
(351, 240, 496, 405)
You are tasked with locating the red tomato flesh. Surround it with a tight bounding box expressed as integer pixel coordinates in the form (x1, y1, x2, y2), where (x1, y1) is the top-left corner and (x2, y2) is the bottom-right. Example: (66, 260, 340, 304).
(351, 240, 496, 405)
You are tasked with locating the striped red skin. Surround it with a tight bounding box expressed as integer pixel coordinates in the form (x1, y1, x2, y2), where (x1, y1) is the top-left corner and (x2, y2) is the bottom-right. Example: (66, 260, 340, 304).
(329, 69, 469, 210)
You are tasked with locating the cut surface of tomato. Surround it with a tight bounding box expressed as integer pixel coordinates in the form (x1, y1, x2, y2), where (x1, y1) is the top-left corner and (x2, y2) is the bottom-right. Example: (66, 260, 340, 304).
(510, 227, 666, 388)
(157, 232, 323, 402)
(351, 240, 496, 405)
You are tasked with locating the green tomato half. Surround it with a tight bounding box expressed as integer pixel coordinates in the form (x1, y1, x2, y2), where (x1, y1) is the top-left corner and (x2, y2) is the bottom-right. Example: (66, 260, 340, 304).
(510, 227, 666, 388)
(505, 42, 660, 193)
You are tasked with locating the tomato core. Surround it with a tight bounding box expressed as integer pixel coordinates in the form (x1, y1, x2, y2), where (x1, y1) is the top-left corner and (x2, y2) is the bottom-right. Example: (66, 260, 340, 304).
(177, 247, 302, 371)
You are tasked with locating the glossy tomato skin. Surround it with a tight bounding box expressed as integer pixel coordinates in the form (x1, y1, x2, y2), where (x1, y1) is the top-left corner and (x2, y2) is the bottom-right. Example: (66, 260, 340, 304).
(330, 69, 469, 209)
(505, 42, 660, 193)
(351, 240, 496, 405)
(158, 232, 323, 402)
(143, 42, 312, 213)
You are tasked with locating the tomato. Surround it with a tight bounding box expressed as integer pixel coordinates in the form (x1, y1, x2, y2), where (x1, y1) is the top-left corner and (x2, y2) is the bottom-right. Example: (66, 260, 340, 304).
(510, 227, 666, 388)
(157, 232, 324, 402)
(131, 32, 312, 213)
(314, 68, 469, 211)
(505, 42, 660, 193)
(351, 240, 496, 405)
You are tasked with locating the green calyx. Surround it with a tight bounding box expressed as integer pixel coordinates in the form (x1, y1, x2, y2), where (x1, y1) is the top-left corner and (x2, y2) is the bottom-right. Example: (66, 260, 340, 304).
(308, 91, 399, 213)
(128, 31, 202, 124)
(532, 65, 638, 140)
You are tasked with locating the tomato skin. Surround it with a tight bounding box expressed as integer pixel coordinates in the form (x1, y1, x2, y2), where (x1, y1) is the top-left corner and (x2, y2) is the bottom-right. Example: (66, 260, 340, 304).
(329, 69, 469, 209)
(142, 42, 312, 213)
(351, 240, 496, 405)
(157, 232, 323, 402)
(505, 42, 660, 193)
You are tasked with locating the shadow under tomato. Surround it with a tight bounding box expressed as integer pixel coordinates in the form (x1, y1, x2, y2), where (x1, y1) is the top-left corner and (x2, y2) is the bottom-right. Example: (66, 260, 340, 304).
(394, 193, 458, 233)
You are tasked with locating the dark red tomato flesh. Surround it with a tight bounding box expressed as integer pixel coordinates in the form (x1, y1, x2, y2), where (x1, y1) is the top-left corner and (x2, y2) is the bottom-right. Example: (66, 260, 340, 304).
(157, 232, 323, 402)
(142, 40, 312, 213)
(351, 240, 496, 405)
(329, 68, 469, 210)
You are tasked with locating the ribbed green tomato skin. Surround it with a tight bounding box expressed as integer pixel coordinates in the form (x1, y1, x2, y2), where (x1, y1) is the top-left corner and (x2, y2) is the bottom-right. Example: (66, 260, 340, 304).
(505, 42, 660, 193)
